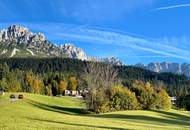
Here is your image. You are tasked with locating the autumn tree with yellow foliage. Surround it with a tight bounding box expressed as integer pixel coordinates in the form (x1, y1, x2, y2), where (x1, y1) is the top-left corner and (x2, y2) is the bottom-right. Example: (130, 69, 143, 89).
(59, 80, 68, 94)
(68, 77, 78, 90)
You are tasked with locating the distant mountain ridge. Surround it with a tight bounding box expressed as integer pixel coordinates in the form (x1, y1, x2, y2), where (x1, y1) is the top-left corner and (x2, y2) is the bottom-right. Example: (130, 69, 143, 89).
(136, 62, 190, 77)
(101, 57, 123, 66)
(0, 25, 123, 65)
(0, 25, 88, 60)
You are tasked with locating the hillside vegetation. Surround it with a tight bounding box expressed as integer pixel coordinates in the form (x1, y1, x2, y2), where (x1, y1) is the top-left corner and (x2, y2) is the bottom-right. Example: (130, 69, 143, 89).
(0, 93, 190, 130)
(0, 58, 190, 97)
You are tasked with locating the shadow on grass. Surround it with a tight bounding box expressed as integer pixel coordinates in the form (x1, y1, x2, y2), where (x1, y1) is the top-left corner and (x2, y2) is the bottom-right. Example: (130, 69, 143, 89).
(93, 114, 190, 126)
(26, 99, 190, 127)
(26, 99, 82, 115)
(150, 109, 190, 121)
(90, 110, 190, 127)
(27, 117, 130, 130)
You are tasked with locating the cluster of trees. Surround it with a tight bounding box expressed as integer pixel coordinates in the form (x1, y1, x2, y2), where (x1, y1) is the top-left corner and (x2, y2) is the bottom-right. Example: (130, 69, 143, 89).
(83, 63, 171, 113)
(0, 63, 79, 96)
(1, 58, 190, 112)
(0, 58, 190, 97)
(130, 81, 171, 110)
(118, 66, 190, 97)
(176, 95, 190, 111)
(0, 64, 21, 92)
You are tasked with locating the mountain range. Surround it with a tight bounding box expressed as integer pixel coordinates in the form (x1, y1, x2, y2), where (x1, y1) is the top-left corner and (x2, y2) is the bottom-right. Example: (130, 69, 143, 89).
(2, 25, 190, 77)
(136, 62, 190, 78)
(0, 25, 124, 65)
(0, 25, 89, 60)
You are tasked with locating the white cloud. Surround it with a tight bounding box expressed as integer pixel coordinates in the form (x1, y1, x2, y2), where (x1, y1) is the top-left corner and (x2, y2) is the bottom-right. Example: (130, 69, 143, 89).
(153, 3, 190, 11)
(1, 22, 190, 61)
(47, 25, 190, 61)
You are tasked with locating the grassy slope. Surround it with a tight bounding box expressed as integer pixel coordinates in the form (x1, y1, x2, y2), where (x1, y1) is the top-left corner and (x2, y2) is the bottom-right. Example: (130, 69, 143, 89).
(0, 93, 190, 130)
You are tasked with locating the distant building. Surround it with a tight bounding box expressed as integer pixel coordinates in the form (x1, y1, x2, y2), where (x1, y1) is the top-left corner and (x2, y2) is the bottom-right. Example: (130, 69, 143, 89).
(171, 97, 177, 105)
(71, 91, 78, 96)
(64, 90, 79, 97)
(0, 88, 5, 95)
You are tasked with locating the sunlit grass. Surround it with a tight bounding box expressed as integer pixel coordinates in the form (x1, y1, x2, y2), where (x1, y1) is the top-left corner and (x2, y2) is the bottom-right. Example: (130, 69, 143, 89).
(0, 93, 190, 130)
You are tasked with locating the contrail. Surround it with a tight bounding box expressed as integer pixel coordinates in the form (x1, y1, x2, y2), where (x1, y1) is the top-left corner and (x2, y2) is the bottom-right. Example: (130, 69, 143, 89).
(154, 3, 190, 11)
(2, 22, 190, 61)
(56, 31, 190, 61)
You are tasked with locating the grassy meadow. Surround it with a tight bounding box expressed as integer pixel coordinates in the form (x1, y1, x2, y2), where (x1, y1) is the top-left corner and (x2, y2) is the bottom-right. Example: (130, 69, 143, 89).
(0, 93, 190, 130)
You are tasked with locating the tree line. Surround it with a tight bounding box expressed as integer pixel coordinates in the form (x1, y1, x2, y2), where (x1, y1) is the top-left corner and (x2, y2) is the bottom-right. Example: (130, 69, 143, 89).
(0, 63, 80, 96)
(0, 58, 190, 97)
(0, 58, 190, 112)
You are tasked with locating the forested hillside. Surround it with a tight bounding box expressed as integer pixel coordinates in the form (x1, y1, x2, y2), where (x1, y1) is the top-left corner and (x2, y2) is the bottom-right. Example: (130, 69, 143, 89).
(0, 58, 190, 97)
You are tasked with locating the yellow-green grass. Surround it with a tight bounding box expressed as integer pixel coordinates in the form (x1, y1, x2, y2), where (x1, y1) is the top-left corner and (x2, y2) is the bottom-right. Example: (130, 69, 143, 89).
(0, 93, 190, 130)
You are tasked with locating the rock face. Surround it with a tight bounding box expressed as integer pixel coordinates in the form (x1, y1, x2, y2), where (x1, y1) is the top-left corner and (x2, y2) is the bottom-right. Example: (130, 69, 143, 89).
(101, 57, 123, 66)
(0, 25, 88, 60)
(136, 62, 190, 78)
(60, 43, 88, 60)
(0, 25, 46, 44)
(0, 25, 123, 65)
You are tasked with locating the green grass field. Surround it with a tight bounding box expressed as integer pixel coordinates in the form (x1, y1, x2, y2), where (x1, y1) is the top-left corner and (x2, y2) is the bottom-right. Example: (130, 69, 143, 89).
(0, 93, 190, 130)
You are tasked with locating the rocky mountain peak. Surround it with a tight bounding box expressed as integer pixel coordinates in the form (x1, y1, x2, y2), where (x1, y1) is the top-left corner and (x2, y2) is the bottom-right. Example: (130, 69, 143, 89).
(101, 57, 123, 66)
(135, 62, 190, 77)
(60, 43, 88, 61)
(0, 25, 123, 66)
(0, 25, 88, 59)
(32, 32, 46, 42)
(0, 25, 47, 44)
(8, 25, 29, 33)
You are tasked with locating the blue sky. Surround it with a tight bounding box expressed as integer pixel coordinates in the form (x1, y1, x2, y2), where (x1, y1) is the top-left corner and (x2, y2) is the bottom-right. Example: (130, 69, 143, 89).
(0, 0, 190, 64)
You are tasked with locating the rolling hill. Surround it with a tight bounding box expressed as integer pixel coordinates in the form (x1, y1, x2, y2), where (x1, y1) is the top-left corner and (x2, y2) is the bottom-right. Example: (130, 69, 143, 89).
(0, 93, 190, 130)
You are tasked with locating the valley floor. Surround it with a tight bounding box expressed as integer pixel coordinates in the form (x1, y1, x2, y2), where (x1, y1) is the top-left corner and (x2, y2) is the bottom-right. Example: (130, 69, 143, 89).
(0, 93, 190, 130)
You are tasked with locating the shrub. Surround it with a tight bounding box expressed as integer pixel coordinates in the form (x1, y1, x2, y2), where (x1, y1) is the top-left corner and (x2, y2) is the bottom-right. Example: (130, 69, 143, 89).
(85, 88, 110, 113)
(110, 85, 139, 111)
(131, 80, 171, 110)
(153, 88, 171, 110)
(131, 81, 154, 109)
